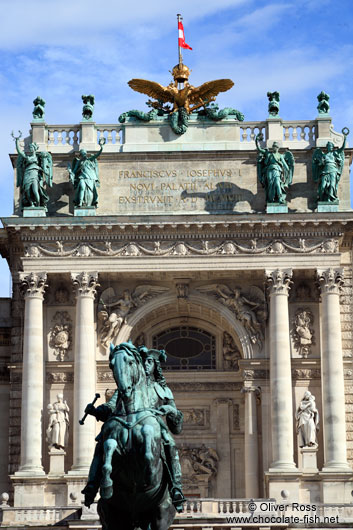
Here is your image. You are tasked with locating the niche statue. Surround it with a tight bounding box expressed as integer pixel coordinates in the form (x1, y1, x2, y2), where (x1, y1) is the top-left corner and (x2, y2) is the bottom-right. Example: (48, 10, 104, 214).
(12, 130, 53, 210)
(255, 133, 294, 205)
(67, 138, 105, 208)
(81, 341, 185, 530)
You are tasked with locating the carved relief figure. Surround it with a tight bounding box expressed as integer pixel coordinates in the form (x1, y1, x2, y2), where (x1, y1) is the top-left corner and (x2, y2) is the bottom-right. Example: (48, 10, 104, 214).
(312, 128, 349, 203)
(223, 332, 241, 370)
(67, 137, 105, 208)
(98, 286, 169, 348)
(255, 133, 294, 204)
(296, 391, 319, 448)
(197, 284, 267, 347)
(179, 445, 219, 480)
(291, 309, 315, 358)
(46, 393, 70, 449)
(12, 130, 53, 209)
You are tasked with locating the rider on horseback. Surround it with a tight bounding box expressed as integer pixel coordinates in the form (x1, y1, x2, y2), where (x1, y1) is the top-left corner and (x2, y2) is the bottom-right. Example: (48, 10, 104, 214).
(81, 341, 185, 512)
(139, 346, 185, 512)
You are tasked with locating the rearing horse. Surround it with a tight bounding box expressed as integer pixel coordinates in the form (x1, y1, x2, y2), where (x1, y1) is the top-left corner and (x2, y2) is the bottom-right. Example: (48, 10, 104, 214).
(98, 342, 175, 530)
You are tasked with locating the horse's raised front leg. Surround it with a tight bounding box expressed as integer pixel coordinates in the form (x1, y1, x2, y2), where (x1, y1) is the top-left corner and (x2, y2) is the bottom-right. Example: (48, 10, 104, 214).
(101, 438, 117, 499)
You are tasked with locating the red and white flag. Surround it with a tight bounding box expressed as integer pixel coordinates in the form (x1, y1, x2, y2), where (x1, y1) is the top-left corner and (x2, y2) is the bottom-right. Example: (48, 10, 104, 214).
(178, 20, 192, 50)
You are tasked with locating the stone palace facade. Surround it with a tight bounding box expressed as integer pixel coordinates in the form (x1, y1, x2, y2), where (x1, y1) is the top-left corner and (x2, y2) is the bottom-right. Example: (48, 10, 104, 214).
(0, 106, 353, 529)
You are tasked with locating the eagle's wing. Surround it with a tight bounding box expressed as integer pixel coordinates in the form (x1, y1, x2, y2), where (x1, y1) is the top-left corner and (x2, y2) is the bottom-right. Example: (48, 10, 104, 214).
(128, 79, 174, 103)
(190, 79, 234, 103)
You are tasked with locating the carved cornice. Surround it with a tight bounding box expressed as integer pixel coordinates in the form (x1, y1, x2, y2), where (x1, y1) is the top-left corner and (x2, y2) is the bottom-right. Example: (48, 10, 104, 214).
(266, 268, 293, 296)
(19, 272, 47, 299)
(316, 267, 344, 295)
(71, 272, 99, 298)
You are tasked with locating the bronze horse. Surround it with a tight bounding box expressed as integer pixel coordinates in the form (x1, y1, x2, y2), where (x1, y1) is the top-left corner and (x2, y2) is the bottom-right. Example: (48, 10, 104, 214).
(98, 343, 176, 530)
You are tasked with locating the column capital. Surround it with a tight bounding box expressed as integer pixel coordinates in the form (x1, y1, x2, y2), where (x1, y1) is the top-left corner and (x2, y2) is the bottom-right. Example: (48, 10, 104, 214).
(71, 272, 99, 298)
(241, 386, 261, 395)
(19, 272, 47, 299)
(266, 268, 293, 296)
(316, 267, 344, 294)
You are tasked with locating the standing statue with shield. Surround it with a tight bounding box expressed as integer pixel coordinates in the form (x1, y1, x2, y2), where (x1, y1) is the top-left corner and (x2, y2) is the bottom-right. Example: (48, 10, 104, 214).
(12, 130, 53, 210)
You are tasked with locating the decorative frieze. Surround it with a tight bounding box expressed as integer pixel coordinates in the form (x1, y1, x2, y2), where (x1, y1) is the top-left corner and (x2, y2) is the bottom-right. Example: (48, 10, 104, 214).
(46, 372, 74, 383)
(181, 408, 210, 428)
(169, 382, 243, 392)
(292, 368, 321, 380)
(23, 237, 340, 259)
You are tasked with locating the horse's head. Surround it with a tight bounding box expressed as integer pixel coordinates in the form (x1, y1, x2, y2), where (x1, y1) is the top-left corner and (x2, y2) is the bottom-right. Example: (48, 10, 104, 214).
(109, 341, 144, 399)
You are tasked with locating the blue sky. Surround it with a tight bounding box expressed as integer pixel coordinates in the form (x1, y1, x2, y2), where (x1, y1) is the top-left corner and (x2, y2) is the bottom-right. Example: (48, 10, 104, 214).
(0, 0, 352, 296)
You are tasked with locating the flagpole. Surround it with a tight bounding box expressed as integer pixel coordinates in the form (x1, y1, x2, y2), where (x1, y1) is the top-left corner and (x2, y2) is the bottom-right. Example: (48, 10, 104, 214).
(177, 13, 183, 65)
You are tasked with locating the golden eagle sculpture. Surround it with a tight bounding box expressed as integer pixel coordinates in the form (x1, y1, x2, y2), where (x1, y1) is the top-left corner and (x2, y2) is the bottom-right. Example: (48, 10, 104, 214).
(128, 64, 234, 114)
(119, 63, 244, 135)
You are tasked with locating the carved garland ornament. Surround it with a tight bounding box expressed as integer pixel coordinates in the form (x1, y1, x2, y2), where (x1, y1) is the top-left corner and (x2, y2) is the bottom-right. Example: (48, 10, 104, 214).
(24, 237, 339, 259)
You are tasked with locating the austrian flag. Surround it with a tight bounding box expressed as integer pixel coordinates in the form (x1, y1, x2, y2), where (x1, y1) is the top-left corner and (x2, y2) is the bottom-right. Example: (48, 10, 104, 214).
(178, 20, 192, 50)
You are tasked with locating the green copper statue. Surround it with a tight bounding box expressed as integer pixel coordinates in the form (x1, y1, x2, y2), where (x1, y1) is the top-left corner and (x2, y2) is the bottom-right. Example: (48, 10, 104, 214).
(312, 128, 349, 203)
(32, 96, 45, 121)
(82, 95, 95, 121)
(255, 133, 294, 204)
(81, 341, 184, 530)
(317, 91, 330, 115)
(67, 138, 105, 208)
(12, 130, 53, 209)
(267, 91, 280, 117)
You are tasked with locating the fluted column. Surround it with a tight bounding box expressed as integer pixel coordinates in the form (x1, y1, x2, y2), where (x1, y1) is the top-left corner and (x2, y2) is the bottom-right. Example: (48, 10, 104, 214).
(317, 268, 350, 470)
(70, 272, 99, 473)
(17, 272, 47, 475)
(266, 269, 296, 470)
(242, 386, 260, 497)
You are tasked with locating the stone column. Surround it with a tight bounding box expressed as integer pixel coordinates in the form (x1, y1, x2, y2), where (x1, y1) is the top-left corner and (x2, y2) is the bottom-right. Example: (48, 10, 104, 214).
(266, 269, 296, 470)
(70, 272, 99, 474)
(242, 386, 260, 497)
(16, 272, 47, 475)
(214, 398, 232, 497)
(317, 268, 350, 470)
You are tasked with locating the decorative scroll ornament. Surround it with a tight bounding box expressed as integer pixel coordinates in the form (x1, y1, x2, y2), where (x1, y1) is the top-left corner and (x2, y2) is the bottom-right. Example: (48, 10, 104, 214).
(291, 308, 315, 358)
(71, 272, 99, 297)
(49, 311, 72, 361)
(222, 332, 241, 370)
(266, 268, 293, 295)
(196, 284, 267, 347)
(19, 272, 47, 298)
(317, 268, 344, 294)
(98, 285, 170, 348)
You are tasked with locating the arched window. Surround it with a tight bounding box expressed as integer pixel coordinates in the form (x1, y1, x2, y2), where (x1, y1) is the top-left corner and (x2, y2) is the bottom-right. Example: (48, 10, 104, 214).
(152, 326, 216, 370)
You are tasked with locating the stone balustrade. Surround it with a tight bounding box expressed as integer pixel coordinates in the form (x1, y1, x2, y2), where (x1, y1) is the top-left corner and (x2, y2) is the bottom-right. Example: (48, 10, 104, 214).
(27, 114, 344, 154)
(1, 499, 353, 527)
